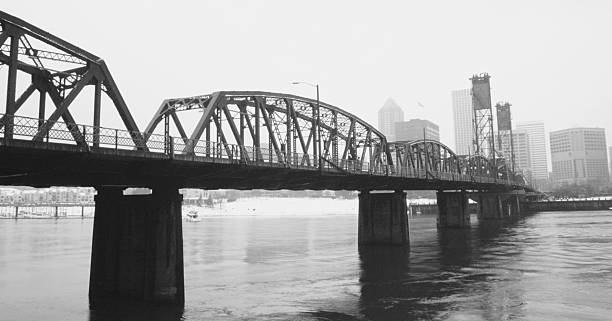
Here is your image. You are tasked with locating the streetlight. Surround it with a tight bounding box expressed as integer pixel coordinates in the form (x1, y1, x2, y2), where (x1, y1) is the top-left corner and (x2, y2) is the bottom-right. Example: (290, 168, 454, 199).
(291, 82, 322, 172)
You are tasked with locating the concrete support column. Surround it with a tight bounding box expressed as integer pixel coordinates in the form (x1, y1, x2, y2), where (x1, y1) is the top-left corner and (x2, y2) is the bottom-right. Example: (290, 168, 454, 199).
(478, 194, 504, 219)
(513, 195, 521, 216)
(436, 191, 470, 228)
(89, 186, 184, 305)
(358, 190, 409, 245)
(503, 195, 521, 217)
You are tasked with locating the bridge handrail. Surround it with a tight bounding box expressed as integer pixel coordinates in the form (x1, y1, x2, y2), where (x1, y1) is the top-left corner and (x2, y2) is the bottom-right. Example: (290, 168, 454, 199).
(0, 114, 526, 187)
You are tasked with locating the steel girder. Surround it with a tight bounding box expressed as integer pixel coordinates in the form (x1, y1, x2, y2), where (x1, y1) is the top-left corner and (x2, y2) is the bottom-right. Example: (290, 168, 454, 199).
(0, 10, 146, 150)
(144, 91, 389, 173)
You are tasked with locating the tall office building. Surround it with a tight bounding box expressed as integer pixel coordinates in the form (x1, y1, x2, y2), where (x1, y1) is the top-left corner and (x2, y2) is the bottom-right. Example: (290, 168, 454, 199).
(550, 128, 609, 186)
(609, 146, 612, 182)
(516, 121, 548, 185)
(452, 89, 474, 155)
(498, 130, 532, 180)
(377, 98, 404, 142)
(395, 119, 440, 142)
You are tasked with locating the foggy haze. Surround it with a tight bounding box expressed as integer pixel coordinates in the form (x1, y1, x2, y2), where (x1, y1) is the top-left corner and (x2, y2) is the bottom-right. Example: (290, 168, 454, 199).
(3, 0, 611, 148)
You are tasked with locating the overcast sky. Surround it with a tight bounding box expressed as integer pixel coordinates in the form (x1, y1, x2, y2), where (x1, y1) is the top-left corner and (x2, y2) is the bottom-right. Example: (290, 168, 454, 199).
(4, 0, 612, 150)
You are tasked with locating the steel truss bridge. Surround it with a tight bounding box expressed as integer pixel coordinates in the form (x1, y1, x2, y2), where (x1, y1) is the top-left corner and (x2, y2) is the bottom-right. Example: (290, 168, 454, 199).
(0, 9, 538, 306)
(0, 10, 528, 192)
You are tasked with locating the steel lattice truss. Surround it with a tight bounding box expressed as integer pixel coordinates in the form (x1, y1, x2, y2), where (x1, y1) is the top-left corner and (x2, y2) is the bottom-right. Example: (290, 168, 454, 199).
(145, 91, 389, 173)
(0, 10, 145, 149)
(144, 91, 518, 181)
(0, 10, 528, 189)
(387, 141, 500, 180)
(471, 73, 496, 162)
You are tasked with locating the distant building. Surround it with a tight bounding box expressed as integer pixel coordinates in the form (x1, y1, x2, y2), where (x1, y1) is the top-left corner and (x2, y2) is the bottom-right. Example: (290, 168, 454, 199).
(516, 121, 548, 186)
(497, 130, 532, 181)
(395, 119, 440, 142)
(550, 127, 609, 186)
(377, 98, 404, 142)
(0, 187, 94, 204)
(513, 131, 533, 178)
(452, 89, 474, 155)
(610, 146, 612, 182)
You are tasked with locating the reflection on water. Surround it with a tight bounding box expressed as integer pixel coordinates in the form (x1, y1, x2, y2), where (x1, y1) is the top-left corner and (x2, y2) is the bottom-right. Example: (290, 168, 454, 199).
(2, 210, 612, 321)
(89, 300, 184, 321)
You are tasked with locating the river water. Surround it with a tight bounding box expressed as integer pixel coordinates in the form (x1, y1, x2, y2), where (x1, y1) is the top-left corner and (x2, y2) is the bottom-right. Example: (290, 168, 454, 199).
(1, 203, 611, 321)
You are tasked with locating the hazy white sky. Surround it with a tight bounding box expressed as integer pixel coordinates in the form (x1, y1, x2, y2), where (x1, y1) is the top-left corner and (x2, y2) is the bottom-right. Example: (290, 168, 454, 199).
(4, 0, 612, 149)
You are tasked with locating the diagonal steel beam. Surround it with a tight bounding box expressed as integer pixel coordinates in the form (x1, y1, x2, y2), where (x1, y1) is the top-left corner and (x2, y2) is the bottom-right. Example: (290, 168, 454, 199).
(257, 98, 284, 163)
(32, 72, 93, 144)
(340, 120, 355, 168)
(0, 30, 9, 46)
(170, 110, 189, 144)
(360, 129, 371, 167)
(0, 82, 36, 130)
(211, 113, 233, 159)
(242, 105, 256, 145)
(42, 81, 87, 146)
(291, 107, 310, 166)
(184, 92, 221, 154)
(221, 100, 250, 162)
(143, 100, 169, 139)
(98, 60, 146, 150)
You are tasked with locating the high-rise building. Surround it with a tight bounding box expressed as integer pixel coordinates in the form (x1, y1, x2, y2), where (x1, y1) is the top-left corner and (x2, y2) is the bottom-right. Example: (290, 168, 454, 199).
(499, 130, 532, 181)
(451, 89, 473, 155)
(550, 128, 609, 186)
(395, 119, 440, 142)
(516, 121, 548, 185)
(377, 98, 404, 142)
(513, 131, 531, 173)
(609, 146, 612, 182)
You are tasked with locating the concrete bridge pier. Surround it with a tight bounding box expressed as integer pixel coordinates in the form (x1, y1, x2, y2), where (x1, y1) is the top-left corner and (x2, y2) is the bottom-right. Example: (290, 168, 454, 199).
(89, 186, 184, 305)
(436, 191, 471, 228)
(358, 190, 409, 245)
(477, 193, 521, 219)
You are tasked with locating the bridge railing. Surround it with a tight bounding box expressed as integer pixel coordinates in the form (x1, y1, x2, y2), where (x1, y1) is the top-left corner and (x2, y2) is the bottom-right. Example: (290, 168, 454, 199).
(1, 114, 525, 186)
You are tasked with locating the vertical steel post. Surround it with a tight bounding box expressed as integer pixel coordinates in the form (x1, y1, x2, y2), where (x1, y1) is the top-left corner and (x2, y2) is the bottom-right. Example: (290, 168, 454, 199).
(38, 89, 46, 129)
(4, 33, 19, 140)
(205, 118, 211, 157)
(286, 100, 291, 166)
(93, 80, 101, 148)
(164, 113, 170, 154)
(240, 103, 245, 161)
(316, 85, 322, 172)
(255, 99, 261, 162)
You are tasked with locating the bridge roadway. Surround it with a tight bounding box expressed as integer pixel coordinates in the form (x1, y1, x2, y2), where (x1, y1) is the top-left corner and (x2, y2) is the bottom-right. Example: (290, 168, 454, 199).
(0, 114, 522, 192)
(0, 10, 533, 306)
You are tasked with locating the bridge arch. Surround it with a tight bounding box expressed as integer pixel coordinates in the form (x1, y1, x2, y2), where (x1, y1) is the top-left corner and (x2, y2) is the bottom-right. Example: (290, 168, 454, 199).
(144, 91, 389, 173)
(387, 140, 464, 179)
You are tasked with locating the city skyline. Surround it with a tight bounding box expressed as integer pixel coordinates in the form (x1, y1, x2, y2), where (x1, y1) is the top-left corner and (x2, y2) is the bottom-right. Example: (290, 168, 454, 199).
(395, 119, 440, 142)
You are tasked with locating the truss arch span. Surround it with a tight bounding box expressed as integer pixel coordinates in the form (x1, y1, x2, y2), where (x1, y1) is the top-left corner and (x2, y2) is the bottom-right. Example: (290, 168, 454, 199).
(144, 91, 389, 173)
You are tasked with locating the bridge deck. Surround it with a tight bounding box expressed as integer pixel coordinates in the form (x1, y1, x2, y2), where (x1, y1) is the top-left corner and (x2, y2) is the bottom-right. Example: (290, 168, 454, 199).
(0, 115, 520, 191)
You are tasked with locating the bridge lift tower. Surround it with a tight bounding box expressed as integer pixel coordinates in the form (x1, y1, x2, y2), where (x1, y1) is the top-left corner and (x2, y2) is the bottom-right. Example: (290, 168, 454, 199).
(470, 73, 496, 173)
(495, 102, 515, 172)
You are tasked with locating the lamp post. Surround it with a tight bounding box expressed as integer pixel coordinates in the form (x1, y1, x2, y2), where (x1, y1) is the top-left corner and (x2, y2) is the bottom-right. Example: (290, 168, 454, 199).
(292, 81, 322, 172)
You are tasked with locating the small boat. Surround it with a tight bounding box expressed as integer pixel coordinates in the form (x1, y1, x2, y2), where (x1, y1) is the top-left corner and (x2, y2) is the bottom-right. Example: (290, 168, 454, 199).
(186, 210, 201, 222)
